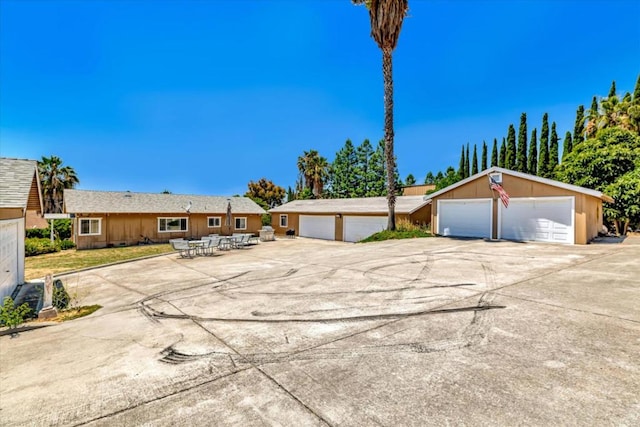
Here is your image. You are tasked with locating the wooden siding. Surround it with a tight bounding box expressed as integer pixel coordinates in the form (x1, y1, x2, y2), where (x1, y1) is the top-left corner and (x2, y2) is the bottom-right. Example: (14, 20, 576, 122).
(0, 208, 23, 220)
(402, 184, 436, 196)
(430, 173, 603, 244)
(27, 177, 43, 212)
(73, 213, 263, 249)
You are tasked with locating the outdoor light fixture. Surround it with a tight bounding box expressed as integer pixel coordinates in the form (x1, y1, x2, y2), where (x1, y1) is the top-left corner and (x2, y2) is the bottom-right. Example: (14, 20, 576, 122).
(336, 214, 342, 218)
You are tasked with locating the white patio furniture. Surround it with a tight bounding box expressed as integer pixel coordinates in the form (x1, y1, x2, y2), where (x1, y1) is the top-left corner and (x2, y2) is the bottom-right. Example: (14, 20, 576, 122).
(171, 240, 195, 258)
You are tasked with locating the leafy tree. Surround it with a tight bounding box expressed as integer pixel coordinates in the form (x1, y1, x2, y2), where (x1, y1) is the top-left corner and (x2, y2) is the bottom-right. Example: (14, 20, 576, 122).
(405, 173, 416, 186)
(604, 167, 640, 235)
(490, 138, 498, 167)
(608, 80, 616, 98)
(458, 145, 465, 178)
(600, 81, 623, 130)
(549, 122, 559, 172)
(562, 131, 573, 161)
(434, 166, 460, 190)
(367, 139, 394, 197)
(556, 128, 640, 234)
(505, 124, 517, 169)
(161, 189, 172, 194)
(630, 75, 640, 133)
(538, 113, 550, 177)
(297, 149, 329, 197)
(585, 96, 599, 139)
(471, 144, 478, 175)
(245, 178, 286, 209)
(499, 138, 506, 168)
(353, 0, 409, 231)
(516, 113, 528, 172)
(38, 156, 80, 213)
(424, 171, 435, 184)
(573, 105, 585, 146)
(481, 141, 487, 170)
(528, 128, 538, 175)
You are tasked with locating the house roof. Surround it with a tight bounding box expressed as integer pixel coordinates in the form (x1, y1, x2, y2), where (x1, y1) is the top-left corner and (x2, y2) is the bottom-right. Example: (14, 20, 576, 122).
(0, 157, 42, 210)
(424, 167, 614, 203)
(269, 196, 431, 215)
(64, 190, 267, 214)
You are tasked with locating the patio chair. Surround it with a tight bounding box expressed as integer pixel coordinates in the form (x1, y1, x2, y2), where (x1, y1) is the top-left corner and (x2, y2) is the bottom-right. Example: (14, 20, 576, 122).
(171, 240, 195, 258)
(247, 234, 259, 245)
(233, 234, 249, 249)
(201, 237, 221, 255)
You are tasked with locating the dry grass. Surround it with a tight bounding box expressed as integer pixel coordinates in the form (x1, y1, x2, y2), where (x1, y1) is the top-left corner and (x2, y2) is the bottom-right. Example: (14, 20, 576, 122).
(25, 244, 173, 280)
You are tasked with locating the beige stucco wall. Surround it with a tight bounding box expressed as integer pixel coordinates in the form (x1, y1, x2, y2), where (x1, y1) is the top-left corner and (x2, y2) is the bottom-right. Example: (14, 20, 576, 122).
(430, 174, 604, 244)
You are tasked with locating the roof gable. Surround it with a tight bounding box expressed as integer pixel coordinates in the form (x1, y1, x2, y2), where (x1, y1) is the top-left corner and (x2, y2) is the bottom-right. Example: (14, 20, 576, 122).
(64, 190, 266, 214)
(424, 167, 613, 203)
(0, 158, 43, 210)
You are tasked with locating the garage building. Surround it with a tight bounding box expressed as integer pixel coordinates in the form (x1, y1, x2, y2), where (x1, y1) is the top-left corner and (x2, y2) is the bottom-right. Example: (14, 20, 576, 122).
(269, 196, 431, 242)
(0, 158, 44, 300)
(427, 167, 613, 245)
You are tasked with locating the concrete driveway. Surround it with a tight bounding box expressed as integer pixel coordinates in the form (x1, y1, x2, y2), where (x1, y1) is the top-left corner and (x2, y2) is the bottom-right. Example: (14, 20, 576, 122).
(1, 237, 639, 426)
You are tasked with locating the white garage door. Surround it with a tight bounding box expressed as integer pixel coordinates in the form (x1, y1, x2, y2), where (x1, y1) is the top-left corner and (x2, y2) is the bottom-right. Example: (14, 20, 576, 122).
(299, 215, 336, 241)
(438, 199, 492, 239)
(0, 219, 21, 300)
(343, 216, 387, 242)
(500, 197, 574, 244)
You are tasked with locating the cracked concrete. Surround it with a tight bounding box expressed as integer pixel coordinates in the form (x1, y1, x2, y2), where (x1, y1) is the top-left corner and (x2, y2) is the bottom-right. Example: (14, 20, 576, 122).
(1, 236, 639, 426)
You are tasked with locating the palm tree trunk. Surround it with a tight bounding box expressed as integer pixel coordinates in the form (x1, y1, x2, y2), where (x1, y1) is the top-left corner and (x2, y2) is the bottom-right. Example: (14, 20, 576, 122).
(382, 47, 396, 231)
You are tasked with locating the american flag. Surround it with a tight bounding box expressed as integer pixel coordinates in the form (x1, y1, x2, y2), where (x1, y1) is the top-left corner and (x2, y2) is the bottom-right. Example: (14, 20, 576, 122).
(489, 176, 510, 208)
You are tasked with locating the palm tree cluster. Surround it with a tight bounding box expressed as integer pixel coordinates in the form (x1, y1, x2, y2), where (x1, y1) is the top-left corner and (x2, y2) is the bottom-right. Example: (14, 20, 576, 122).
(296, 150, 329, 198)
(38, 155, 79, 213)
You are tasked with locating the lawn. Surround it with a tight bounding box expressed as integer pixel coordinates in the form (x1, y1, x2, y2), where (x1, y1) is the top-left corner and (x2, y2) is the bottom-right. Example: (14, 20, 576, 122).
(25, 244, 173, 280)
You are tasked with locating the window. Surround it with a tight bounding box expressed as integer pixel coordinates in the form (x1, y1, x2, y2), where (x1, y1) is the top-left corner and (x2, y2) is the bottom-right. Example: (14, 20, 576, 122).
(79, 218, 101, 236)
(208, 217, 221, 228)
(279, 214, 288, 228)
(235, 217, 247, 230)
(158, 217, 188, 232)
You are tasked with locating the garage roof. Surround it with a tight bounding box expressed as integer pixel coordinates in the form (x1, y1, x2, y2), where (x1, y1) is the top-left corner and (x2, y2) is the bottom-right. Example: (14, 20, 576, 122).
(0, 158, 42, 210)
(269, 196, 430, 215)
(64, 190, 267, 214)
(424, 167, 614, 203)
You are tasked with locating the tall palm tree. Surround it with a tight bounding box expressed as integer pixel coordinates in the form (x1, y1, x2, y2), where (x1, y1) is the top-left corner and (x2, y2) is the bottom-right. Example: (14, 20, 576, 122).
(353, 0, 409, 231)
(297, 150, 329, 197)
(38, 155, 80, 213)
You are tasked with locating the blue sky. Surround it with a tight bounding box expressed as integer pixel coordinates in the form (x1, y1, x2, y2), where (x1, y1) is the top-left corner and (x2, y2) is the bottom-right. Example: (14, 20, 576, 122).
(1, 0, 639, 196)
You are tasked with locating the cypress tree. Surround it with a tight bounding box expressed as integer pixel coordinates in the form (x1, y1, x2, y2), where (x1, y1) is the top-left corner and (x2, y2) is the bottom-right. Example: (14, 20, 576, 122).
(499, 138, 506, 168)
(481, 141, 488, 170)
(528, 128, 538, 175)
(458, 145, 465, 178)
(562, 131, 572, 161)
(538, 113, 550, 177)
(573, 105, 585, 146)
(356, 139, 374, 196)
(505, 124, 517, 169)
(549, 122, 559, 172)
(472, 144, 479, 175)
(633, 74, 640, 103)
(516, 113, 528, 172)
(491, 138, 498, 167)
(608, 80, 616, 98)
(465, 143, 470, 178)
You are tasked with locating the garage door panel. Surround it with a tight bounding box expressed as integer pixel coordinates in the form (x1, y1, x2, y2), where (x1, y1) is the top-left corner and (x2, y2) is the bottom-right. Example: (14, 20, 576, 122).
(438, 199, 492, 239)
(500, 197, 574, 244)
(299, 215, 335, 241)
(1, 220, 19, 300)
(344, 216, 387, 242)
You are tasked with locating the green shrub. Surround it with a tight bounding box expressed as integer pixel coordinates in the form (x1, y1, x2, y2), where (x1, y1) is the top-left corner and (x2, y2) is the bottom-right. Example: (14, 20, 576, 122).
(359, 229, 432, 243)
(25, 238, 60, 257)
(26, 228, 50, 239)
(52, 280, 70, 310)
(57, 239, 76, 250)
(0, 296, 31, 329)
